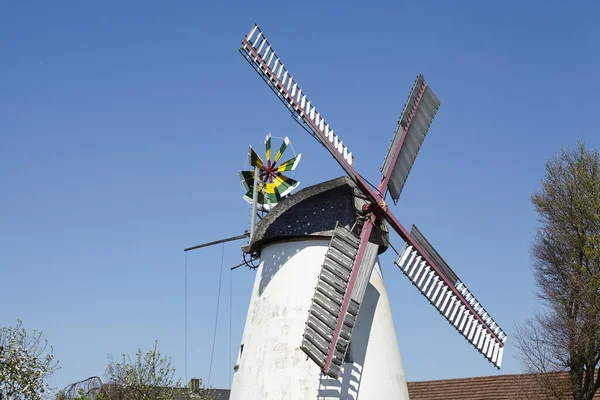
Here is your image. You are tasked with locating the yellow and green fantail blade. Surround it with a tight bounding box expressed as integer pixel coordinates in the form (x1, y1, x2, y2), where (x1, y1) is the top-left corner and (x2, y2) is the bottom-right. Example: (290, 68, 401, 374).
(265, 134, 272, 163)
(277, 154, 302, 172)
(240, 134, 301, 210)
(273, 137, 289, 163)
(248, 146, 264, 169)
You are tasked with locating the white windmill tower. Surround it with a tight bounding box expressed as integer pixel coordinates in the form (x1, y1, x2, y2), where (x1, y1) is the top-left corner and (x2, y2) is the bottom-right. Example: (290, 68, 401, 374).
(196, 24, 507, 400)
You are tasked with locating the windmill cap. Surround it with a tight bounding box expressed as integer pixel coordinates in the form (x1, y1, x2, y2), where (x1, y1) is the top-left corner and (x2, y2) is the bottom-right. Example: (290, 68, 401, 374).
(247, 176, 389, 255)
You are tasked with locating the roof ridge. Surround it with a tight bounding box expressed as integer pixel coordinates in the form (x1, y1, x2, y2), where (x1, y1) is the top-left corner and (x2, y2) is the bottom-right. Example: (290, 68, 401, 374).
(407, 370, 569, 384)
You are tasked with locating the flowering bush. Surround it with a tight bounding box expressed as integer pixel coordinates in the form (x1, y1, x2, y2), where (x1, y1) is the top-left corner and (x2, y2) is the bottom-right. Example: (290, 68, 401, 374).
(0, 320, 59, 399)
(104, 341, 210, 400)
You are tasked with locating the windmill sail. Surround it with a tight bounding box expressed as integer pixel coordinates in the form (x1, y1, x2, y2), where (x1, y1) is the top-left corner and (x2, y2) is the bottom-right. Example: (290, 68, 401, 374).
(380, 75, 440, 204)
(396, 225, 507, 368)
(240, 25, 356, 181)
(300, 224, 378, 378)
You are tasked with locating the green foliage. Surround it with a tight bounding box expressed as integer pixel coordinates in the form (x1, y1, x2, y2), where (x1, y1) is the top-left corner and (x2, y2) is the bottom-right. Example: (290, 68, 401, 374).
(70, 388, 109, 400)
(0, 320, 59, 400)
(104, 340, 211, 400)
(517, 141, 600, 400)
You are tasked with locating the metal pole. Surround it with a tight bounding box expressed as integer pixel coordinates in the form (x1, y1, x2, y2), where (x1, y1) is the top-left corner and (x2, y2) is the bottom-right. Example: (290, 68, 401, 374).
(249, 166, 260, 241)
(184, 233, 249, 252)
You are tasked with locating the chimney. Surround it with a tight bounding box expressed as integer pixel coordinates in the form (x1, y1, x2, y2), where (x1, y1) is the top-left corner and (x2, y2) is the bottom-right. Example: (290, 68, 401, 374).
(190, 378, 200, 393)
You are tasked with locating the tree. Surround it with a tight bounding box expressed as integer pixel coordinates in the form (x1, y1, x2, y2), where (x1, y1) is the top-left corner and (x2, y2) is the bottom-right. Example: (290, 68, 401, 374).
(0, 320, 59, 400)
(516, 141, 600, 400)
(104, 341, 212, 400)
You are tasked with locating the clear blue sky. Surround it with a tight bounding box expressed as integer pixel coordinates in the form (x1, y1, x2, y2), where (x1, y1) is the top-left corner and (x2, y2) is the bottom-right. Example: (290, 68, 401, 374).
(1, 0, 599, 392)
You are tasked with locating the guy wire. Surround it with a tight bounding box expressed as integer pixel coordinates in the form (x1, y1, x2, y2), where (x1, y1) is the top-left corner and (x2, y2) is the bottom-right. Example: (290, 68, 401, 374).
(185, 251, 188, 384)
(208, 243, 225, 387)
(229, 255, 233, 379)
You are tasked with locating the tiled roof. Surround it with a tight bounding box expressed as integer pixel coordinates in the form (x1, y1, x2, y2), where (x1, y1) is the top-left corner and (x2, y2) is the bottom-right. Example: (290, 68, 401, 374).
(407, 371, 600, 400)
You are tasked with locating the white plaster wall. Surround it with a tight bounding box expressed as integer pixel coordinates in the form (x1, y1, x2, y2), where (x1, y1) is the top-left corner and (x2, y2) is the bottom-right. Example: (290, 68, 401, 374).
(230, 238, 409, 400)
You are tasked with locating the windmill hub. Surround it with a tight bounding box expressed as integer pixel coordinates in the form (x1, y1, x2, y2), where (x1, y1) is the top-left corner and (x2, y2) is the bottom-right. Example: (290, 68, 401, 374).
(359, 199, 389, 228)
(379, 199, 388, 212)
(259, 160, 278, 183)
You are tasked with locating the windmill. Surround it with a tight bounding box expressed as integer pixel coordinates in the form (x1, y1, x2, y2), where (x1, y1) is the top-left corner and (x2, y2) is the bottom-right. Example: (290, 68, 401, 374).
(235, 23, 507, 385)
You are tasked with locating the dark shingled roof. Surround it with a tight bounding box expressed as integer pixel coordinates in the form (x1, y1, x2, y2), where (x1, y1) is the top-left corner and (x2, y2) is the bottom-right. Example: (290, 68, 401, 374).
(247, 175, 389, 254)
